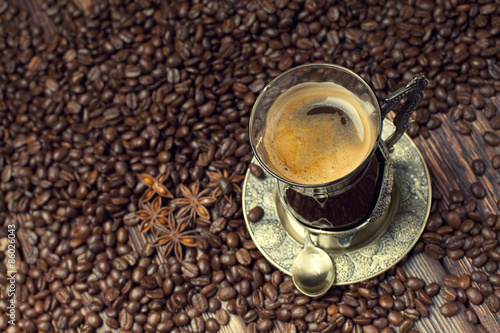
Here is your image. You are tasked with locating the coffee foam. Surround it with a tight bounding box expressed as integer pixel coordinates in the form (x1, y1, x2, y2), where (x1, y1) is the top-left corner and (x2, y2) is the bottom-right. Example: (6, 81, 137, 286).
(263, 81, 375, 185)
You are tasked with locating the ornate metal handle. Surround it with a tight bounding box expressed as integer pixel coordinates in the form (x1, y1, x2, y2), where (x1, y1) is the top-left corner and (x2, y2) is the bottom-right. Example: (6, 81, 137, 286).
(381, 74, 428, 149)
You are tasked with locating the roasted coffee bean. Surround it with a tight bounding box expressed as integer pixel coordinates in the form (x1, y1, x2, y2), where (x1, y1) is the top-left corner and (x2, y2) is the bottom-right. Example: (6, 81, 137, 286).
(439, 302, 459, 317)
(470, 159, 486, 176)
(464, 308, 477, 325)
(191, 317, 205, 333)
(406, 277, 424, 291)
(172, 312, 189, 326)
(203, 318, 219, 333)
(487, 295, 500, 312)
(218, 286, 237, 301)
(387, 310, 404, 326)
(466, 287, 484, 305)
(379, 294, 394, 309)
(192, 293, 208, 313)
(479, 282, 494, 297)
(85, 312, 102, 328)
(425, 282, 440, 296)
(452, 120, 471, 135)
(414, 298, 429, 317)
(256, 318, 273, 332)
(283, 322, 298, 333)
(441, 285, 458, 302)
(483, 131, 500, 146)
(443, 275, 459, 289)
(291, 305, 307, 319)
(470, 182, 486, 199)
(215, 308, 229, 326)
(389, 278, 405, 296)
(457, 275, 471, 290)
(248, 206, 264, 223)
(236, 248, 252, 266)
(399, 319, 414, 333)
(424, 243, 446, 259)
(471, 271, 487, 283)
(277, 308, 291, 322)
(249, 163, 264, 178)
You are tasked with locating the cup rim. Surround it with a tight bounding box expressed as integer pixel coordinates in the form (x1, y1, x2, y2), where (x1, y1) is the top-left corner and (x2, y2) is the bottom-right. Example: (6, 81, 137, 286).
(249, 63, 383, 188)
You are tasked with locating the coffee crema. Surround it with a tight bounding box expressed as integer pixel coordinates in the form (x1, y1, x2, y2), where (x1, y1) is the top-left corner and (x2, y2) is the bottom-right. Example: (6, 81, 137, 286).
(263, 82, 376, 185)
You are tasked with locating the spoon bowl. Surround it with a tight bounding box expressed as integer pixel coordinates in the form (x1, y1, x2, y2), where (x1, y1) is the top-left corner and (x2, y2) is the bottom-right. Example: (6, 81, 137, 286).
(291, 231, 335, 297)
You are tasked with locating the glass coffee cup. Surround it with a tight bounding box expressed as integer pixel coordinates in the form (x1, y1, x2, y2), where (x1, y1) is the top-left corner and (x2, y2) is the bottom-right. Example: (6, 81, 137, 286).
(249, 64, 427, 248)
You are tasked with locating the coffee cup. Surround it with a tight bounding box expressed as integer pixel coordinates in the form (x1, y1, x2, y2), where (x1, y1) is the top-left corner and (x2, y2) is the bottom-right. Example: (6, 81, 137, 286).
(249, 64, 427, 249)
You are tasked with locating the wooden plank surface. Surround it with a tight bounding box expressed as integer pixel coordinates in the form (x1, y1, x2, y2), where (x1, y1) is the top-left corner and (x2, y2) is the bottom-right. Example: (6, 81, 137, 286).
(6, 1, 500, 333)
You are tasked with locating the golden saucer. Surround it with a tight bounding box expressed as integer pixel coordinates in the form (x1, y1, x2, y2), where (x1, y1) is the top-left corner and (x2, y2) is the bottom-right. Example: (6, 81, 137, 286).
(242, 121, 431, 285)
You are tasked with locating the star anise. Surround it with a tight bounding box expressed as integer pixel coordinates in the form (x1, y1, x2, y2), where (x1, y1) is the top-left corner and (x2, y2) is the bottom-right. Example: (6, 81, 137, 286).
(152, 215, 199, 262)
(172, 180, 216, 223)
(136, 196, 174, 233)
(206, 169, 245, 197)
(138, 169, 174, 202)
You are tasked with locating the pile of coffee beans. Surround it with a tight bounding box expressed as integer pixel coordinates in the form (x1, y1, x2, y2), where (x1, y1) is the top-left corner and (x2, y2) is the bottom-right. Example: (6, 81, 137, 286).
(0, 0, 499, 332)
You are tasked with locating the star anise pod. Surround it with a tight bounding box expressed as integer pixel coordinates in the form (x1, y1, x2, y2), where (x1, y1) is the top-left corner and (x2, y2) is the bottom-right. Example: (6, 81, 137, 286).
(136, 196, 174, 233)
(152, 215, 199, 262)
(172, 180, 216, 223)
(138, 169, 174, 202)
(206, 169, 245, 197)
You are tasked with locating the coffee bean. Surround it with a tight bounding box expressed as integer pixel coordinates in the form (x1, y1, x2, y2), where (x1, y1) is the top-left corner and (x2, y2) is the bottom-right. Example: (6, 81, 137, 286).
(218, 286, 237, 301)
(379, 294, 394, 309)
(399, 319, 414, 333)
(249, 163, 264, 178)
(248, 206, 264, 223)
(256, 318, 273, 332)
(441, 285, 457, 302)
(466, 287, 483, 305)
(389, 279, 405, 296)
(452, 120, 471, 135)
(445, 210, 462, 228)
(291, 305, 307, 319)
(470, 159, 486, 176)
(173, 311, 189, 326)
(205, 318, 220, 332)
(192, 293, 208, 313)
(425, 282, 440, 296)
(414, 298, 429, 317)
(387, 310, 404, 326)
(483, 131, 500, 146)
(470, 182, 486, 199)
(191, 317, 205, 333)
(465, 308, 479, 325)
(277, 308, 291, 322)
(406, 277, 425, 291)
(487, 295, 500, 313)
(424, 243, 446, 259)
(443, 274, 459, 289)
(283, 322, 299, 333)
(479, 281, 494, 297)
(85, 312, 102, 328)
(439, 302, 459, 317)
(215, 308, 229, 325)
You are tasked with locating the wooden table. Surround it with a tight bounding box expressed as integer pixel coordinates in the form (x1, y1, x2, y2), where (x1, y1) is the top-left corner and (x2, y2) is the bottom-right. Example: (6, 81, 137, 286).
(8, 1, 500, 332)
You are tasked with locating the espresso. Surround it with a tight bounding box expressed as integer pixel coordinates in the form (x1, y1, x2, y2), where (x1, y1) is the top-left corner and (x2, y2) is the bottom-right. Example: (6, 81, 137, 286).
(263, 82, 376, 185)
